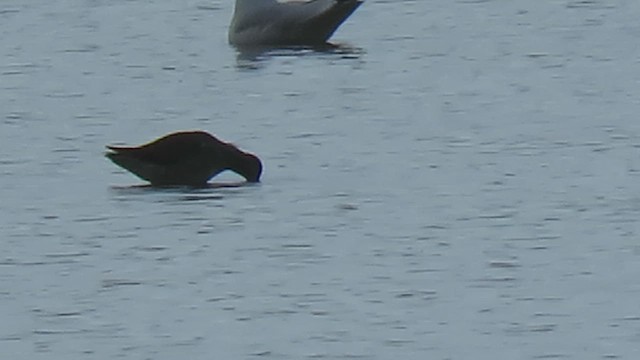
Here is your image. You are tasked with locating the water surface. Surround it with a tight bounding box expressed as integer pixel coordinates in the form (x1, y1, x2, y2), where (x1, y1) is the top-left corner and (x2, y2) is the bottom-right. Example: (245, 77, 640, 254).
(2, 0, 640, 359)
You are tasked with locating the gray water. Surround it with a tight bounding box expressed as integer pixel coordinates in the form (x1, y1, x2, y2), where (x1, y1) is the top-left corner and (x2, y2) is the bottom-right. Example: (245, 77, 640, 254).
(2, 0, 640, 359)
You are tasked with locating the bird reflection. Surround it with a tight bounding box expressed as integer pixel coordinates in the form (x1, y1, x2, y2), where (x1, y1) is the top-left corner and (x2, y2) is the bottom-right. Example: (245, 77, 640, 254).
(234, 42, 365, 70)
(108, 182, 256, 203)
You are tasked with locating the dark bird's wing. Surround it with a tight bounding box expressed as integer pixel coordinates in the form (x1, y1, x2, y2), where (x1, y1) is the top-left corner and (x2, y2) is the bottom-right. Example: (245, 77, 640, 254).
(106, 132, 211, 165)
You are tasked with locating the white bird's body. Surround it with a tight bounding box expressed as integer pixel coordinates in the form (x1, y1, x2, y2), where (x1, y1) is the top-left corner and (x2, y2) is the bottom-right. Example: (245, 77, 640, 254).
(229, 0, 363, 46)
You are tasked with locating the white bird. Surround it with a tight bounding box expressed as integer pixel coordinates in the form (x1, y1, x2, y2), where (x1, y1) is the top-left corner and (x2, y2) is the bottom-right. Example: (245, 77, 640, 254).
(229, 0, 363, 46)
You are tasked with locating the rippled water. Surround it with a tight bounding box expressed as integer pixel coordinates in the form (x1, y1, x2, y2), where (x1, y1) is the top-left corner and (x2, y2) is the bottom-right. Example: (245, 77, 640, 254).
(2, 0, 640, 359)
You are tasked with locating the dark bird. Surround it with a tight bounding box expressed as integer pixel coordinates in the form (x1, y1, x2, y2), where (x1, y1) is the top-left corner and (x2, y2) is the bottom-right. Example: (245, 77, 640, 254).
(229, 0, 363, 46)
(105, 131, 262, 186)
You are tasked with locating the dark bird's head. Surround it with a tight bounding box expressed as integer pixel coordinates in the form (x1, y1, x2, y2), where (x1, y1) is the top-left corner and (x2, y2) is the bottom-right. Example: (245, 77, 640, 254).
(196, 134, 263, 183)
(235, 152, 262, 183)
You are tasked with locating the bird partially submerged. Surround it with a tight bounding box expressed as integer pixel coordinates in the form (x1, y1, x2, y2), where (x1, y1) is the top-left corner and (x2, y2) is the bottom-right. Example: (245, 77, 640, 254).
(229, 0, 363, 46)
(106, 131, 262, 186)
